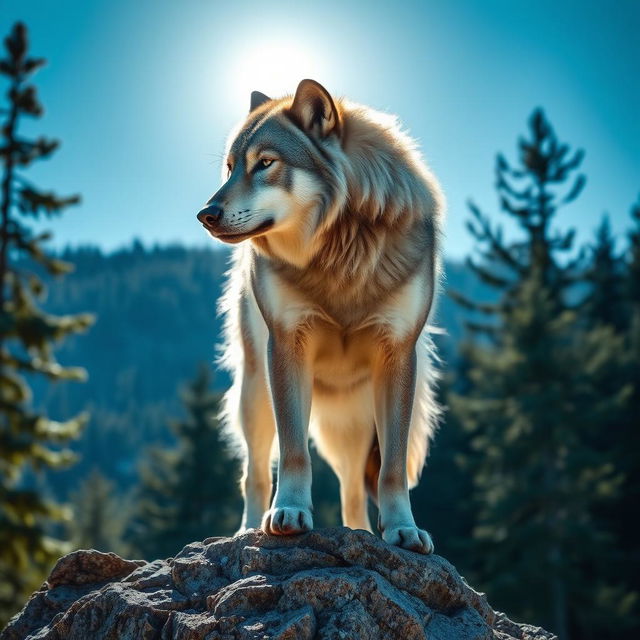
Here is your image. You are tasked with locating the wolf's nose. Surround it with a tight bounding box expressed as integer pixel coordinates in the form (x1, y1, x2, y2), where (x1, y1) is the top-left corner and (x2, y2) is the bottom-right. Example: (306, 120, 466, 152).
(197, 204, 223, 227)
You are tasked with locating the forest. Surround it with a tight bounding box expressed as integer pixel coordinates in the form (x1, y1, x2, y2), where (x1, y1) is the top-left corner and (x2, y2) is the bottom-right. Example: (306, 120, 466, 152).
(1, 19, 638, 640)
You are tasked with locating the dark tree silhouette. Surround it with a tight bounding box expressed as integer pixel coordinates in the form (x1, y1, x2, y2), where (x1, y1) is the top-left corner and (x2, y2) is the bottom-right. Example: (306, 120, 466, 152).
(0, 23, 93, 625)
(130, 364, 241, 560)
(582, 216, 626, 331)
(450, 110, 626, 640)
(68, 469, 130, 557)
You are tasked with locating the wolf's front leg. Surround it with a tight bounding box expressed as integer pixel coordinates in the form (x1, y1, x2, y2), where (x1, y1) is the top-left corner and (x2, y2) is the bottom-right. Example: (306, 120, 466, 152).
(372, 340, 434, 554)
(262, 330, 313, 535)
(237, 370, 276, 532)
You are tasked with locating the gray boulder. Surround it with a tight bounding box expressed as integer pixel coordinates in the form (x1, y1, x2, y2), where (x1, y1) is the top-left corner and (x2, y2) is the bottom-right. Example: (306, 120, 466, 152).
(1, 527, 555, 640)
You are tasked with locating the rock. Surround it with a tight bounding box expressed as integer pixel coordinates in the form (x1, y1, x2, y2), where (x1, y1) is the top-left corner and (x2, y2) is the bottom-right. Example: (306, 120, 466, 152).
(1, 527, 556, 640)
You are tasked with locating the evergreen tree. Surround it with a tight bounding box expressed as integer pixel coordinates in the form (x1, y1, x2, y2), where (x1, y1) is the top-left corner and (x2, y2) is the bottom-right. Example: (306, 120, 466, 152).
(571, 205, 639, 637)
(0, 23, 93, 625)
(68, 469, 130, 557)
(582, 216, 626, 331)
(628, 197, 640, 312)
(595, 196, 640, 634)
(450, 110, 627, 640)
(130, 364, 241, 560)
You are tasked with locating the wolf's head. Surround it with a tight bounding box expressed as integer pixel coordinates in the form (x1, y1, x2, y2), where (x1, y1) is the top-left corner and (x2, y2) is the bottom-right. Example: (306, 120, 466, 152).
(197, 79, 347, 264)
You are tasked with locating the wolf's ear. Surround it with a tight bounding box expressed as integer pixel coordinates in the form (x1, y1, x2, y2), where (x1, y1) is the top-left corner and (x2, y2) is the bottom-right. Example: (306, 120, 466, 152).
(250, 91, 271, 112)
(289, 79, 340, 138)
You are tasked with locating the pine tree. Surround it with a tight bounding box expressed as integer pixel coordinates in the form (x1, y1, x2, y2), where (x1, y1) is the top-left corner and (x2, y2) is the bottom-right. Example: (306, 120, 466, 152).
(571, 205, 639, 637)
(595, 196, 640, 634)
(0, 23, 94, 626)
(582, 216, 626, 331)
(69, 469, 130, 557)
(450, 110, 627, 639)
(130, 364, 241, 560)
(626, 196, 640, 327)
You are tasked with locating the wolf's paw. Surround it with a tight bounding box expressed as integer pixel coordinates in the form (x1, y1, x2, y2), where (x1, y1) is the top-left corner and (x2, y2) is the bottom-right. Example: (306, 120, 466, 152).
(262, 506, 313, 536)
(383, 525, 434, 554)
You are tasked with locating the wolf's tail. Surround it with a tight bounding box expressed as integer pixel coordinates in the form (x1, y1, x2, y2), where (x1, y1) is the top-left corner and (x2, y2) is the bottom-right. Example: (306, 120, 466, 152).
(364, 434, 381, 505)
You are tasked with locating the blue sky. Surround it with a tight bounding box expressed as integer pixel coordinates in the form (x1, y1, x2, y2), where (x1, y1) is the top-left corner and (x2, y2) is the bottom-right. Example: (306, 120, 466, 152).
(2, 0, 639, 259)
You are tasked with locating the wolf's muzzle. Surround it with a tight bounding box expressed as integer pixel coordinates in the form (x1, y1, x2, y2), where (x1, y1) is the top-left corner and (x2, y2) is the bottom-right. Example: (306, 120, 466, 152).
(197, 203, 223, 229)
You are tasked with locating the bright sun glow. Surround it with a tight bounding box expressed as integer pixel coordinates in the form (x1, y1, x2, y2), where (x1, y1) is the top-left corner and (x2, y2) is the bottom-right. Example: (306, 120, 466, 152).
(226, 40, 330, 113)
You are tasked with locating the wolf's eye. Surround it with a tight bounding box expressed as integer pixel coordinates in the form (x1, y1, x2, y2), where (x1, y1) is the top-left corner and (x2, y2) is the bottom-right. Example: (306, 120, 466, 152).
(259, 158, 274, 169)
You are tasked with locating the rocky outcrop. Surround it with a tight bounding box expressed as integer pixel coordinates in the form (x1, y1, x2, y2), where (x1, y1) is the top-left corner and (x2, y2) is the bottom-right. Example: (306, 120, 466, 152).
(1, 527, 555, 640)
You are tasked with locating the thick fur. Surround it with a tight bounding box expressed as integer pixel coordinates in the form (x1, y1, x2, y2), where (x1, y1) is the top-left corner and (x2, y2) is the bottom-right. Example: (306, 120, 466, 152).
(201, 80, 445, 554)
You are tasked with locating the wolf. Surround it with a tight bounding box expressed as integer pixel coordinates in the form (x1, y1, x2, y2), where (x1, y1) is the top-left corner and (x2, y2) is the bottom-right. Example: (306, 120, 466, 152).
(197, 79, 444, 554)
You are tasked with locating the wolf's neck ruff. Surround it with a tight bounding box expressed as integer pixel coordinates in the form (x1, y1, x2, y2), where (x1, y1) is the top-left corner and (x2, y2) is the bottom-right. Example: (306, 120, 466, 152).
(248, 102, 442, 324)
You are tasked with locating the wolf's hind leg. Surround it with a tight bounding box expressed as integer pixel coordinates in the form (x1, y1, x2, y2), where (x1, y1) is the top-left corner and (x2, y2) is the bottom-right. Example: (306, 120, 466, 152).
(237, 371, 275, 531)
(312, 405, 374, 533)
(336, 429, 373, 533)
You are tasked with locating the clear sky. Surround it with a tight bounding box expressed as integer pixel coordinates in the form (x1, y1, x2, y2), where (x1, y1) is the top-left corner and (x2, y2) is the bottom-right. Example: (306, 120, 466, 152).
(2, 0, 639, 259)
